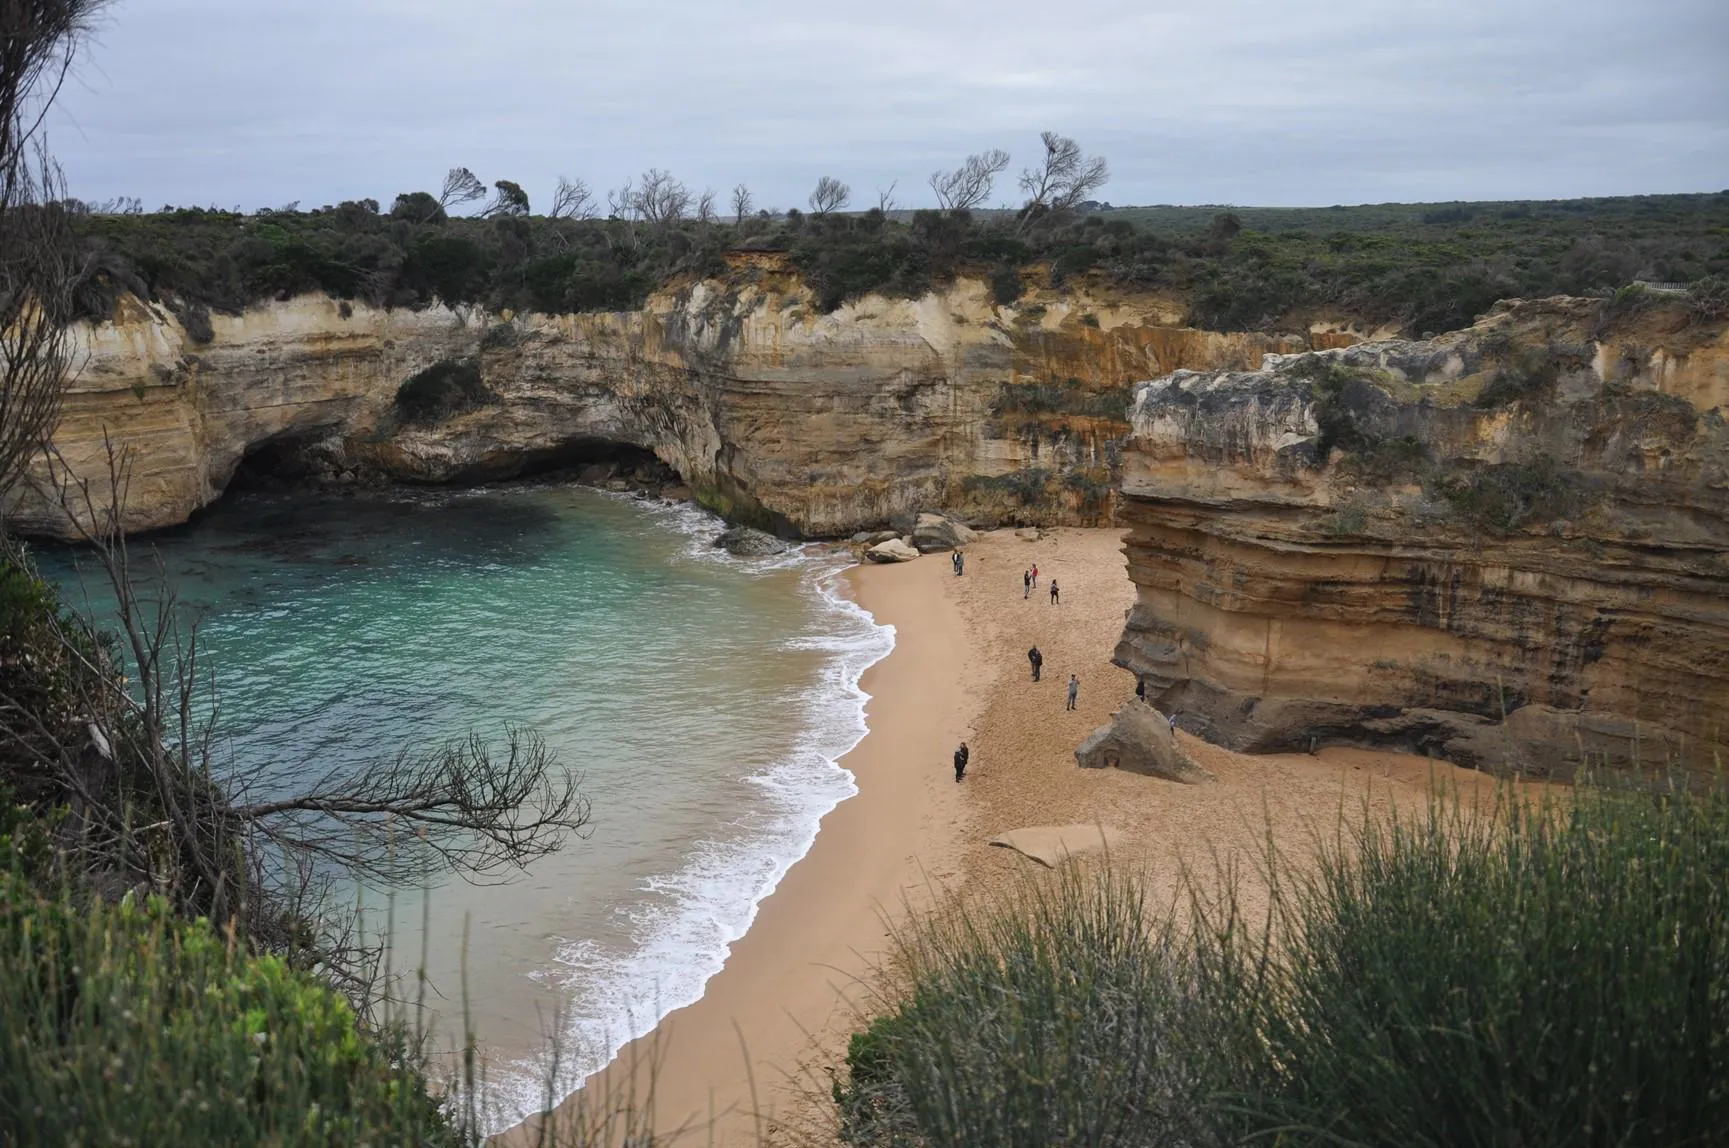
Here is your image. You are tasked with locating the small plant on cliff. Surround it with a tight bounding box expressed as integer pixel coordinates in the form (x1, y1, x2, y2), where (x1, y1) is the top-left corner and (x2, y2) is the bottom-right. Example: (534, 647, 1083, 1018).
(393, 357, 493, 424)
(1430, 456, 1583, 534)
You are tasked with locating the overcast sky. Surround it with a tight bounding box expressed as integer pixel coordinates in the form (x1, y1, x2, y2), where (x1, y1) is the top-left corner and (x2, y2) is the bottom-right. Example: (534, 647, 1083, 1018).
(45, 0, 1729, 213)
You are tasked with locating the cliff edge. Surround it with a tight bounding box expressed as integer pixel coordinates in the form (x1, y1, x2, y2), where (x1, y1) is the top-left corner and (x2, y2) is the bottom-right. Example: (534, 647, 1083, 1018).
(1114, 293, 1729, 774)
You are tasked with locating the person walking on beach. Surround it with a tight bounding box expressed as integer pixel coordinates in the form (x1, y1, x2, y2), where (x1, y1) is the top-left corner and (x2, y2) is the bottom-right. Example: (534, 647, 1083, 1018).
(1049, 579, 1060, 606)
(953, 741, 969, 782)
(1023, 569, 1032, 599)
(1136, 674, 1146, 702)
(1031, 563, 1039, 588)
(1066, 674, 1079, 711)
(1028, 645, 1043, 682)
(956, 550, 965, 575)
(1169, 711, 1179, 735)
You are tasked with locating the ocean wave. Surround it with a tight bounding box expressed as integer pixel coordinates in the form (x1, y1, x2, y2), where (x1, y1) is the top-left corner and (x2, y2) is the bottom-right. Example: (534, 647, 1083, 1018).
(475, 504, 894, 1132)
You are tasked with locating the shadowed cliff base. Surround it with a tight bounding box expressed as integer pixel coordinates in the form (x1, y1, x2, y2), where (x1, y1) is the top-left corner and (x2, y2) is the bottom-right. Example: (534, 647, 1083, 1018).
(1112, 292, 1729, 777)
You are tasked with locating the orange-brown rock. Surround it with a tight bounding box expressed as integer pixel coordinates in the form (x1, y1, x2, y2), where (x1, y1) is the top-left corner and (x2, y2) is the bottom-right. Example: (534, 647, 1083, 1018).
(8, 278, 1356, 539)
(1113, 296, 1729, 775)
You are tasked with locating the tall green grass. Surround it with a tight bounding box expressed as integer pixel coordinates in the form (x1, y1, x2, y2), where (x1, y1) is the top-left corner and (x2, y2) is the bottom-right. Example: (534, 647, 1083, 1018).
(836, 778, 1729, 1147)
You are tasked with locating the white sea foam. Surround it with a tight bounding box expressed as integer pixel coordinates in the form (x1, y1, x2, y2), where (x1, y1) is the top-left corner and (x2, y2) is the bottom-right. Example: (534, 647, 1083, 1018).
(475, 493, 894, 1132)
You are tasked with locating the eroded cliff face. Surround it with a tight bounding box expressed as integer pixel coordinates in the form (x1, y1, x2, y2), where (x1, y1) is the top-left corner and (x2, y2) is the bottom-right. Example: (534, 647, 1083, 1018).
(1114, 296, 1729, 774)
(8, 270, 1353, 538)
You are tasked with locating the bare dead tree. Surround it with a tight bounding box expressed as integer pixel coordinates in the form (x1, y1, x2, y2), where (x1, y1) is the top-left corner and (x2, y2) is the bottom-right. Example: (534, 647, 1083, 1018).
(630, 168, 691, 228)
(695, 187, 718, 225)
(549, 176, 596, 220)
(438, 166, 487, 213)
(876, 180, 899, 214)
(730, 182, 753, 225)
(809, 175, 851, 217)
(0, 1, 110, 522)
(1018, 131, 1109, 229)
(929, 148, 1009, 212)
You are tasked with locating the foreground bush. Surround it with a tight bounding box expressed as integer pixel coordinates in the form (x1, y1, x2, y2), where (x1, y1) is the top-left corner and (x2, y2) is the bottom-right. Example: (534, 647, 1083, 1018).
(1250, 780, 1729, 1146)
(834, 864, 1232, 1148)
(836, 778, 1729, 1147)
(0, 870, 456, 1146)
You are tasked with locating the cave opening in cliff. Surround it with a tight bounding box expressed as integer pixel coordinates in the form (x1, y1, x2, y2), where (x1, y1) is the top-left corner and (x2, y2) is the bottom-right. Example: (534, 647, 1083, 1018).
(227, 433, 331, 493)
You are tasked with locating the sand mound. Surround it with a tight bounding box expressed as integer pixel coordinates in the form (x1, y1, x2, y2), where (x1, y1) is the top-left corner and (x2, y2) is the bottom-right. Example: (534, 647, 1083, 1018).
(989, 824, 1123, 867)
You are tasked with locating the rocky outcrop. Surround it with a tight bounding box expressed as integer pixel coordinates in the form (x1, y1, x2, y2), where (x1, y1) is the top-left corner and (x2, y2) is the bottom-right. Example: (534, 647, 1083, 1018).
(7, 272, 1360, 540)
(865, 538, 921, 564)
(1112, 295, 1729, 775)
(713, 525, 791, 557)
(910, 513, 977, 553)
(1076, 702, 1211, 782)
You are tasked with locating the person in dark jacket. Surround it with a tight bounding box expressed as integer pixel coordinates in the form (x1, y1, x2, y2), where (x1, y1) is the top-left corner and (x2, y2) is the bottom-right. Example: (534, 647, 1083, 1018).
(1028, 646, 1043, 681)
(1023, 569, 1032, 599)
(1135, 675, 1147, 702)
(1049, 579, 1060, 605)
(953, 741, 969, 782)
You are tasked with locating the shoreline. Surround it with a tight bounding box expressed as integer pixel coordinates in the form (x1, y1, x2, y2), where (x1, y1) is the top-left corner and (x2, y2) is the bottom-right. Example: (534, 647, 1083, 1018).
(508, 525, 1496, 1145)
(512, 549, 979, 1144)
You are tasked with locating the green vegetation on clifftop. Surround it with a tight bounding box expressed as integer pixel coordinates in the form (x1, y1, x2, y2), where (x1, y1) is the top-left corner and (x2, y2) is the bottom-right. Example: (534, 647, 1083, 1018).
(69, 192, 1729, 338)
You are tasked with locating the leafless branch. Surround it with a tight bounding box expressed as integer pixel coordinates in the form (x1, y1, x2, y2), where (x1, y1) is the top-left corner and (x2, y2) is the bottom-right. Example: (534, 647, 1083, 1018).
(1018, 131, 1110, 228)
(730, 182, 753, 225)
(929, 148, 1009, 212)
(439, 166, 486, 212)
(550, 175, 596, 220)
(809, 175, 851, 217)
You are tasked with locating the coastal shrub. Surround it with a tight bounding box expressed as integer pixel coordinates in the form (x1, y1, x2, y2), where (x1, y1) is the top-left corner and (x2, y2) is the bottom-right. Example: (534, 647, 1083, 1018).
(1239, 780, 1729, 1146)
(993, 380, 1134, 422)
(834, 863, 1233, 1148)
(837, 779, 1729, 1147)
(68, 193, 1729, 336)
(393, 358, 492, 424)
(0, 871, 456, 1147)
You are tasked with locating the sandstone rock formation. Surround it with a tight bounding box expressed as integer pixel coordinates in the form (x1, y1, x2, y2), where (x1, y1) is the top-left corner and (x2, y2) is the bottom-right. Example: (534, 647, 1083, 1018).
(8, 272, 1356, 539)
(1112, 296, 1729, 775)
(865, 538, 921, 563)
(910, 513, 977, 553)
(1075, 702, 1211, 782)
(713, 525, 791, 557)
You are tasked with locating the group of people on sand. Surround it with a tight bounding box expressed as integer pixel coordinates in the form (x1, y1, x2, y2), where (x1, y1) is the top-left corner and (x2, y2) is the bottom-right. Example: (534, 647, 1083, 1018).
(1019, 564, 1059, 604)
(952, 556, 1078, 783)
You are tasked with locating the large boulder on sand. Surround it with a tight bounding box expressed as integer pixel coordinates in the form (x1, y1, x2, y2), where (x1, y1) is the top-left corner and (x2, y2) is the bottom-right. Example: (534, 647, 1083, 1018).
(865, 538, 921, 563)
(911, 513, 977, 553)
(1076, 701, 1212, 783)
(865, 529, 902, 545)
(714, 525, 791, 557)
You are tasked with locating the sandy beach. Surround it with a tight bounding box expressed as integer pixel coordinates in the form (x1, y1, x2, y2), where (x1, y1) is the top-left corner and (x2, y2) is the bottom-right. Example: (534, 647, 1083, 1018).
(516, 526, 1495, 1145)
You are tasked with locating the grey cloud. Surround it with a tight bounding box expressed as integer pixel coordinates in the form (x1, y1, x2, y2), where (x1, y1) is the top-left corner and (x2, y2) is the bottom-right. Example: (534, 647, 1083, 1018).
(45, 0, 1729, 211)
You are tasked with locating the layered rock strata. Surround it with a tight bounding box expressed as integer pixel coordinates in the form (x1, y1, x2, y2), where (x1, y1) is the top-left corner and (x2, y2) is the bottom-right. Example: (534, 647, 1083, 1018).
(1113, 296, 1729, 774)
(9, 273, 1352, 539)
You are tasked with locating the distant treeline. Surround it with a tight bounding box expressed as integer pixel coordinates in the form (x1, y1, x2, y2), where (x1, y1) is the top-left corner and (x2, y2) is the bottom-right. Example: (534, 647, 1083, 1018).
(68, 190, 1729, 337)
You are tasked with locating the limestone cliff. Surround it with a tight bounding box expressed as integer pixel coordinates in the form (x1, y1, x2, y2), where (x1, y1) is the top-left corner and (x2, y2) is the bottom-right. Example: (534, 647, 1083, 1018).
(8, 270, 1354, 539)
(1113, 295, 1729, 774)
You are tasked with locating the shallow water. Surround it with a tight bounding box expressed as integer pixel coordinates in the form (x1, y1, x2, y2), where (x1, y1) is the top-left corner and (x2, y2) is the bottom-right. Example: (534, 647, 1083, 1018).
(38, 483, 890, 1128)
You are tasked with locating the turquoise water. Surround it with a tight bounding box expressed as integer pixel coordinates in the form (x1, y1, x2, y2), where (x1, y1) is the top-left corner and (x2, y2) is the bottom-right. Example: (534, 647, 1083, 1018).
(39, 482, 890, 1127)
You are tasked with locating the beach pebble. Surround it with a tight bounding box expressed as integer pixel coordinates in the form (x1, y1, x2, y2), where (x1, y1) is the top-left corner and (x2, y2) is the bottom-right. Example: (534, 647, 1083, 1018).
(865, 538, 921, 563)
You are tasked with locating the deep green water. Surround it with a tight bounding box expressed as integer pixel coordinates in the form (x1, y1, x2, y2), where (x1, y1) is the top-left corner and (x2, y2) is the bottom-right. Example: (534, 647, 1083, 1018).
(39, 482, 890, 1125)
